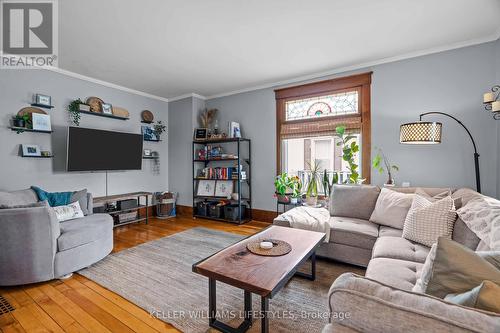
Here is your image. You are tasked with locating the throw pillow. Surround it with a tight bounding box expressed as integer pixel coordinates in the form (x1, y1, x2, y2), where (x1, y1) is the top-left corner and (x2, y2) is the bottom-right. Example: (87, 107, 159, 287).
(444, 281, 500, 313)
(456, 196, 500, 251)
(402, 195, 457, 247)
(71, 189, 88, 215)
(369, 188, 413, 229)
(415, 188, 462, 209)
(31, 186, 73, 207)
(52, 201, 84, 222)
(329, 185, 380, 220)
(412, 237, 500, 298)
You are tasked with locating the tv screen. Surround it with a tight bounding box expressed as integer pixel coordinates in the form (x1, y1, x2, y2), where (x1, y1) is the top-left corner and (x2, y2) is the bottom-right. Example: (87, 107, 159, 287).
(67, 127, 143, 171)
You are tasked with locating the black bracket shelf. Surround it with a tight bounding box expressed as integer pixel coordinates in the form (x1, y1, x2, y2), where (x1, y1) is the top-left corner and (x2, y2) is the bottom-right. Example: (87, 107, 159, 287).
(10, 127, 53, 134)
(144, 139, 162, 142)
(79, 110, 129, 120)
(20, 155, 53, 158)
(30, 103, 54, 109)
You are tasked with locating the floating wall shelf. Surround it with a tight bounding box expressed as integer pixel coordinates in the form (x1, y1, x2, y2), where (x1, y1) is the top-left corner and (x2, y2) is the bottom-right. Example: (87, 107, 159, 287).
(79, 110, 129, 120)
(30, 103, 54, 109)
(10, 127, 53, 134)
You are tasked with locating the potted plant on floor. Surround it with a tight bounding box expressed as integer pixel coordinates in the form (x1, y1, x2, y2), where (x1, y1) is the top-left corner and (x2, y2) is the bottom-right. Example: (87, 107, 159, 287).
(335, 125, 364, 184)
(373, 147, 399, 186)
(305, 163, 320, 206)
(274, 172, 292, 203)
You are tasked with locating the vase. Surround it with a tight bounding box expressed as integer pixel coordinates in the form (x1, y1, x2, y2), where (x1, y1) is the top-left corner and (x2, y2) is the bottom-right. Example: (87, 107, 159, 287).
(306, 196, 317, 206)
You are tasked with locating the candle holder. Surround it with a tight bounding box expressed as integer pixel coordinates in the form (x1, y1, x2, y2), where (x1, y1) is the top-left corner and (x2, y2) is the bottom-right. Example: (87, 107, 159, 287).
(483, 85, 500, 120)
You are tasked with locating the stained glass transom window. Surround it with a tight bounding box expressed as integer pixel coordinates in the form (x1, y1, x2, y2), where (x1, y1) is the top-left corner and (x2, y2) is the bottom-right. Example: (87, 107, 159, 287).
(285, 91, 359, 121)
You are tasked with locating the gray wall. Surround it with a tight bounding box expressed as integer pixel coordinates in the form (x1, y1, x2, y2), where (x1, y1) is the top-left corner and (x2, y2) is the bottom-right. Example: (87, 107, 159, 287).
(207, 40, 500, 211)
(0, 70, 169, 198)
(496, 38, 500, 197)
(168, 96, 206, 206)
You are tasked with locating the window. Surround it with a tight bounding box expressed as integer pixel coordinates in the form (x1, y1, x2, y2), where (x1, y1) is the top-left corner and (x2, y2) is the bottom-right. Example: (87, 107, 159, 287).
(275, 72, 372, 185)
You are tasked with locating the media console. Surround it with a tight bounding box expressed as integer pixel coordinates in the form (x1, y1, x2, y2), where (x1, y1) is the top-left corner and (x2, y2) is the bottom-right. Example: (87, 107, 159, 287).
(93, 192, 152, 228)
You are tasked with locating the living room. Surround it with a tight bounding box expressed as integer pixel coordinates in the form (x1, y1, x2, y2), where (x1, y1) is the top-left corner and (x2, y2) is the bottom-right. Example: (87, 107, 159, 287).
(0, 1, 499, 332)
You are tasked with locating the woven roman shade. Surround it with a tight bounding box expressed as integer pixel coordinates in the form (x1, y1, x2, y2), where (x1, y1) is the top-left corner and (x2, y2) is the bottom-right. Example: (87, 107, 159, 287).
(280, 115, 361, 139)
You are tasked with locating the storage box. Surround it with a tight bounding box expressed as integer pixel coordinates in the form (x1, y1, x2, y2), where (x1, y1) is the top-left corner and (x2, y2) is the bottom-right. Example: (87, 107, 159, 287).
(196, 201, 212, 217)
(209, 204, 225, 219)
(224, 204, 246, 221)
(116, 211, 138, 224)
(117, 199, 138, 210)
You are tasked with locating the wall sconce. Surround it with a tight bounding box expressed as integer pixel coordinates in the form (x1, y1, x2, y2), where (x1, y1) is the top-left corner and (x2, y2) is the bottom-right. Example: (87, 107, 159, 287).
(483, 85, 500, 119)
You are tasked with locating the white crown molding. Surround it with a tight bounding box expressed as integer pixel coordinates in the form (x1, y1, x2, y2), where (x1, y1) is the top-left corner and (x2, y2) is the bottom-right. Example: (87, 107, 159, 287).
(168, 92, 207, 102)
(44, 67, 169, 102)
(206, 33, 500, 100)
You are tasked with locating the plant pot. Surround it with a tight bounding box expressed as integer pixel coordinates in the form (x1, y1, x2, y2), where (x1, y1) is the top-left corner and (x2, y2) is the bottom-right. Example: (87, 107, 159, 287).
(277, 195, 290, 204)
(290, 197, 298, 204)
(306, 196, 317, 206)
(13, 119, 25, 128)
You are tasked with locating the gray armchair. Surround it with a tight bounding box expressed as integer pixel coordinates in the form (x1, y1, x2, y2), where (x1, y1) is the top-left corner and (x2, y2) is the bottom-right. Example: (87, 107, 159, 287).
(0, 189, 113, 286)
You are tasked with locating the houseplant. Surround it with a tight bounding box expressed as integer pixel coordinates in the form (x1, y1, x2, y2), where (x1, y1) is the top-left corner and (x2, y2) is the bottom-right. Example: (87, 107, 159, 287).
(154, 121, 166, 139)
(305, 162, 321, 206)
(12, 114, 29, 129)
(67, 98, 83, 126)
(335, 125, 363, 184)
(289, 175, 302, 204)
(274, 172, 292, 203)
(373, 147, 399, 186)
(322, 169, 338, 197)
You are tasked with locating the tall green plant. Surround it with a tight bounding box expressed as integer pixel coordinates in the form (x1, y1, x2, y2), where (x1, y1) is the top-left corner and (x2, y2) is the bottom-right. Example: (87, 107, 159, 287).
(335, 125, 361, 184)
(373, 147, 399, 185)
(322, 169, 338, 197)
(306, 162, 321, 198)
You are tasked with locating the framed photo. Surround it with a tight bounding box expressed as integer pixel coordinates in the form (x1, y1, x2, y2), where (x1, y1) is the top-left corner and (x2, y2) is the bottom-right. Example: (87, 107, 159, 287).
(31, 113, 52, 131)
(21, 144, 41, 157)
(79, 104, 91, 112)
(142, 125, 158, 141)
(35, 94, 51, 107)
(194, 128, 208, 140)
(101, 103, 113, 115)
(143, 149, 152, 157)
(215, 180, 233, 197)
(197, 180, 215, 196)
(229, 122, 241, 138)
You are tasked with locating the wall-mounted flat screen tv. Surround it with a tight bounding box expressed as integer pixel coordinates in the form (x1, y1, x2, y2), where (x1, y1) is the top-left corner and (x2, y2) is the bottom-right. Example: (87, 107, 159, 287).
(67, 127, 143, 171)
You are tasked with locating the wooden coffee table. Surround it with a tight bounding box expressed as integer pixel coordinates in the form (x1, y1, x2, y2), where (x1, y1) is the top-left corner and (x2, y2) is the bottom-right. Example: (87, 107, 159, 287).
(192, 225, 325, 333)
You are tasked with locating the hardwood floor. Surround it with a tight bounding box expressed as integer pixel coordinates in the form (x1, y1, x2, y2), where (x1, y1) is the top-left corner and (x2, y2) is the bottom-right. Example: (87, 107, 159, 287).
(0, 216, 268, 333)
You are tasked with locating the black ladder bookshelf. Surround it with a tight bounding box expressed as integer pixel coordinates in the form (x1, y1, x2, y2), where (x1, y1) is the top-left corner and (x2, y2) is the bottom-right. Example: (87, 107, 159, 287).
(192, 138, 252, 224)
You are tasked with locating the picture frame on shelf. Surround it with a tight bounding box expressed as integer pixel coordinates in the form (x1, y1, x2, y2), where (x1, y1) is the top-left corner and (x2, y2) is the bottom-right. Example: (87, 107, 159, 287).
(197, 180, 215, 196)
(143, 149, 152, 157)
(101, 103, 113, 115)
(229, 121, 241, 138)
(79, 104, 91, 112)
(31, 113, 52, 131)
(215, 180, 233, 197)
(21, 144, 41, 157)
(142, 125, 159, 141)
(194, 128, 208, 140)
(35, 94, 51, 107)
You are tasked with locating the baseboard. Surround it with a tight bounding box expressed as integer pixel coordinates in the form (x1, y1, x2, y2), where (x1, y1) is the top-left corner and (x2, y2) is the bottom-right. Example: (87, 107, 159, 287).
(176, 205, 276, 223)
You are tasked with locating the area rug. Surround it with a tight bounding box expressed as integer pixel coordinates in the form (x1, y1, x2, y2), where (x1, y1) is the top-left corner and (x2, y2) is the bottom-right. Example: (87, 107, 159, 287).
(79, 227, 363, 333)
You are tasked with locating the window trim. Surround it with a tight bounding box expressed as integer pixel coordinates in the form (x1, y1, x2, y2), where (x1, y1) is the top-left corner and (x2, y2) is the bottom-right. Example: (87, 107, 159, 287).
(275, 72, 372, 184)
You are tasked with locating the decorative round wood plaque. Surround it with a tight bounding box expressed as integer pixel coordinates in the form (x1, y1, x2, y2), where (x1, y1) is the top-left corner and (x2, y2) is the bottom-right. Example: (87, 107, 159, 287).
(246, 239, 292, 256)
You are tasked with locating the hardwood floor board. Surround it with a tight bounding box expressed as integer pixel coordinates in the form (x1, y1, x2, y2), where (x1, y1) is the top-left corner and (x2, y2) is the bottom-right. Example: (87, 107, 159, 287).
(11, 306, 50, 333)
(24, 303, 65, 333)
(38, 284, 112, 333)
(0, 320, 26, 333)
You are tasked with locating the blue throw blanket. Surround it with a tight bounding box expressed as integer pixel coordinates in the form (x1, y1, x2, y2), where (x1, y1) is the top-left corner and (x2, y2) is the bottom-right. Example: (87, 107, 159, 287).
(31, 186, 73, 207)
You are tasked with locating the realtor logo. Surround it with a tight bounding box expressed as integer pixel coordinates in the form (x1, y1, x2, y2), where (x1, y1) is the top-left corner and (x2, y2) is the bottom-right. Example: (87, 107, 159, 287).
(1, 0, 58, 68)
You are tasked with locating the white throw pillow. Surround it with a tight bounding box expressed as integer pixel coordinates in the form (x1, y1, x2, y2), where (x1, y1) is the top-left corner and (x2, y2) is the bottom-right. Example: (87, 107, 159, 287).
(369, 188, 414, 229)
(402, 195, 457, 247)
(52, 201, 84, 222)
(457, 196, 500, 250)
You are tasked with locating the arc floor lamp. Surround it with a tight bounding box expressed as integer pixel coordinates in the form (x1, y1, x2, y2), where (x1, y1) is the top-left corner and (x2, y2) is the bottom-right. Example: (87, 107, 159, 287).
(399, 112, 481, 193)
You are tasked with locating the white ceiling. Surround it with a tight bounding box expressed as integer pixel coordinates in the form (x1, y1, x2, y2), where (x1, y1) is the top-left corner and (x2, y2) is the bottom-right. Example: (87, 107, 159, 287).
(59, 0, 500, 99)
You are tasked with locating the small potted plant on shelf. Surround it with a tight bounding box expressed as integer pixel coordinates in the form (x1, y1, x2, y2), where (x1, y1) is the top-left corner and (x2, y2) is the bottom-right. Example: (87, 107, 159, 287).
(12, 114, 29, 128)
(154, 121, 166, 139)
(289, 175, 302, 204)
(372, 147, 399, 186)
(67, 98, 85, 126)
(305, 162, 320, 206)
(274, 172, 292, 203)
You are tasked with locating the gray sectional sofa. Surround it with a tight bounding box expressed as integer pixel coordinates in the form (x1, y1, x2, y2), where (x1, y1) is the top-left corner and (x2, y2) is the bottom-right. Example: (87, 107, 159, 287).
(0, 188, 113, 286)
(274, 186, 500, 332)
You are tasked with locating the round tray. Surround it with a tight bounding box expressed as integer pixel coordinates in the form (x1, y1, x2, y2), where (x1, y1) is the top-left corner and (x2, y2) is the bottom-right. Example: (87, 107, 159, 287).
(246, 239, 292, 256)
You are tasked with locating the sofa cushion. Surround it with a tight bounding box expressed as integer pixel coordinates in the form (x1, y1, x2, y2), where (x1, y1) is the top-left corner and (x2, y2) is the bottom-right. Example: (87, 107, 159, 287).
(366, 257, 423, 291)
(369, 188, 413, 229)
(329, 185, 380, 220)
(372, 236, 430, 263)
(329, 216, 379, 250)
(444, 280, 500, 313)
(0, 189, 38, 208)
(378, 226, 403, 238)
(58, 214, 113, 251)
